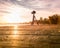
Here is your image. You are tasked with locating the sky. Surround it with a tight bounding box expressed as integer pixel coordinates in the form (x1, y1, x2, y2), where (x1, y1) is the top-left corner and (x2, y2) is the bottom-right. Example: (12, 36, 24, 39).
(0, 0, 60, 23)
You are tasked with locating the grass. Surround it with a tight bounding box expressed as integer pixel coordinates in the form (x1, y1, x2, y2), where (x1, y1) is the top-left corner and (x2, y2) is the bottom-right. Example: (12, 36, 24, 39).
(0, 24, 60, 48)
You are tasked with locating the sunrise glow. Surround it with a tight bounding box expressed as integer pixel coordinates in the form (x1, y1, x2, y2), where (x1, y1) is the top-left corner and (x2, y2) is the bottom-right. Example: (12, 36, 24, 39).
(0, 0, 60, 23)
(2, 5, 27, 23)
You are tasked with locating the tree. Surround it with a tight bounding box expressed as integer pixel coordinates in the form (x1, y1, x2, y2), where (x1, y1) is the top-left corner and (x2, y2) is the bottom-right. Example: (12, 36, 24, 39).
(49, 14, 58, 24)
(39, 17, 43, 24)
(43, 18, 49, 24)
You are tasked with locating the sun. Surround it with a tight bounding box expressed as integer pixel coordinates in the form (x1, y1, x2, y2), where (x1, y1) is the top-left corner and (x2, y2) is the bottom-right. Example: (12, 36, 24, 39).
(3, 5, 25, 23)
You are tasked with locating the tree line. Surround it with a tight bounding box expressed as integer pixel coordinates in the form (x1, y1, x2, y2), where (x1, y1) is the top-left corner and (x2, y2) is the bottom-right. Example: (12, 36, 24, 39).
(34, 14, 60, 25)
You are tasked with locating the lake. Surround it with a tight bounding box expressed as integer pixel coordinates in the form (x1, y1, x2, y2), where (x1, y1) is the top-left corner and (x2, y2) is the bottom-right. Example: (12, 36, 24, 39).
(0, 24, 60, 48)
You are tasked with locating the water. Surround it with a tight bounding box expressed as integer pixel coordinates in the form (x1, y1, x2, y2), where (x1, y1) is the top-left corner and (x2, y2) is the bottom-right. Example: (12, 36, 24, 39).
(0, 24, 60, 48)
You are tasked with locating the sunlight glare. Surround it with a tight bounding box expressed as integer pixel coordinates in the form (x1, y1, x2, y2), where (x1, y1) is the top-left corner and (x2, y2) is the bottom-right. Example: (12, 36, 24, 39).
(12, 25, 19, 38)
(14, 25, 18, 35)
(3, 5, 25, 23)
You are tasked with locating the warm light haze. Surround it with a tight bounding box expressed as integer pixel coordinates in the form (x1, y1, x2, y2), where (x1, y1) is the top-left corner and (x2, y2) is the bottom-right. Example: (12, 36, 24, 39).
(0, 0, 60, 23)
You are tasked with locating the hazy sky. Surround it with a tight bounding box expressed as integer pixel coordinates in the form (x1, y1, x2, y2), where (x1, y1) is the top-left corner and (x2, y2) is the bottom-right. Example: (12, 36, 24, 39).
(0, 0, 60, 23)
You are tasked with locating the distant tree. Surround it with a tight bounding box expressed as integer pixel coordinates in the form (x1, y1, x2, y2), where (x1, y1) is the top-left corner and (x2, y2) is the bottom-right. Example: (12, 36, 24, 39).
(43, 18, 49, 24)
(39, 17, 43, 24)
(49, 14, 58, 24)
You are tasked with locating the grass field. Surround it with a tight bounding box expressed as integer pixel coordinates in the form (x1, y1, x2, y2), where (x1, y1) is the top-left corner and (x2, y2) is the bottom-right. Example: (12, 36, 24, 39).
(0, 24, 60, 48)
